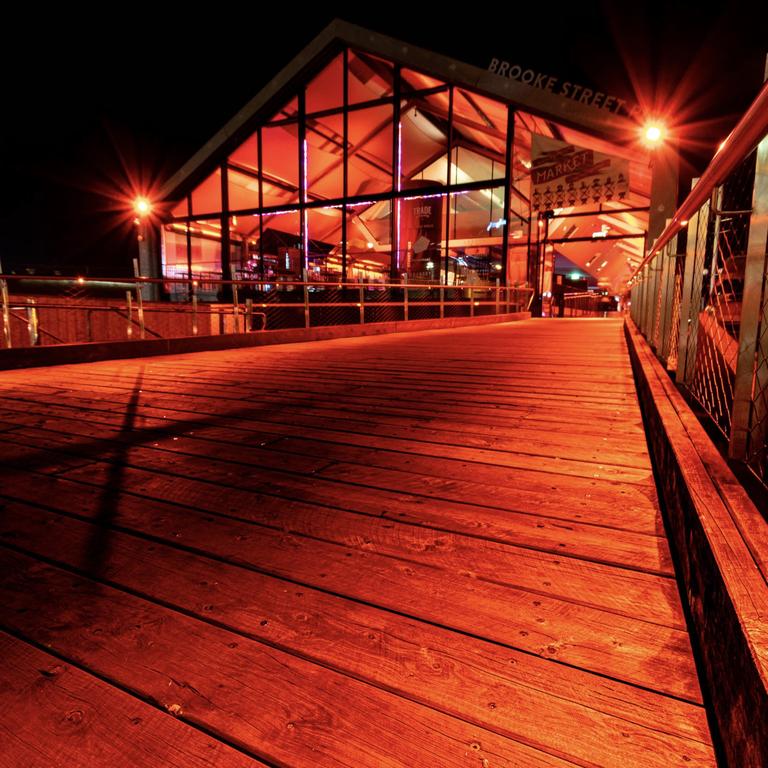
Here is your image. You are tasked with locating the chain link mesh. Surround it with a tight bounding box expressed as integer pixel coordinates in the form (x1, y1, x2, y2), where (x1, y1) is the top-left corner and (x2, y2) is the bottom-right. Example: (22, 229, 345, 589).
(687, 153, 757, 437)
(744, 216, 768, 484)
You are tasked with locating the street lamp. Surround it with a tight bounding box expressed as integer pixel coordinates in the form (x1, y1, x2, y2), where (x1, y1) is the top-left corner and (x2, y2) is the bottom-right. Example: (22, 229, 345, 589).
(133, 197, 152, 217)
(132, 196, 157, 299)
(642, 122, 666, 148)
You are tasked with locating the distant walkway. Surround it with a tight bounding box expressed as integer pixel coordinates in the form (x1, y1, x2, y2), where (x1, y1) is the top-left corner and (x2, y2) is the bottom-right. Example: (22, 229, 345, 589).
(0, 318, 715, 767)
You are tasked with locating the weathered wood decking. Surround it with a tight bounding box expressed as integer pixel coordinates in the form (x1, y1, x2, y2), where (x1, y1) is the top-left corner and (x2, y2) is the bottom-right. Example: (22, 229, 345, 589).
(0, 318, 715, 767)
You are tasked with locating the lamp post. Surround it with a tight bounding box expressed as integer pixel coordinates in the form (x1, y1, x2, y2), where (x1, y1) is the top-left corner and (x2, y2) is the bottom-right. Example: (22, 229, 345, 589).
(133, 197, 158, 300)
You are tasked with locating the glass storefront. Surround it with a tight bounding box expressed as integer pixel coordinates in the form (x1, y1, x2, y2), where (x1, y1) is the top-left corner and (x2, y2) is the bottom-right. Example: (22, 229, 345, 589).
(162, 47, 650, 295)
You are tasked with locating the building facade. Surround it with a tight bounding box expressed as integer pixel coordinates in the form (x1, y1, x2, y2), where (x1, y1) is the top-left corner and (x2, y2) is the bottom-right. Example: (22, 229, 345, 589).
(154, 21, 675, 306)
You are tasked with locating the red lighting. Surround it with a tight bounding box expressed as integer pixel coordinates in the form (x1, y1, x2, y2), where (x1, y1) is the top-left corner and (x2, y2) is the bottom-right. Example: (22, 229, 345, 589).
(642, 123, 665, 147)
(134, 197, 152, 216)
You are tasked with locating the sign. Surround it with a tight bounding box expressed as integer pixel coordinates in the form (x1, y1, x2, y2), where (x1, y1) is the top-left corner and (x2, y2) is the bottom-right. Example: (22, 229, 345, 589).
(530, 134, 629, 211)
(487, 59, 641, 119)
(402, 196, 443, 274)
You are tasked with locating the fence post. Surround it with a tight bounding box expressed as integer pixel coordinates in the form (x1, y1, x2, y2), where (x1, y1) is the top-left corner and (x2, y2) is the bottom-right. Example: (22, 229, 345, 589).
(1, 278, 11, 348)
(135, 285, 145, 340)
(125, 291, 133, 338)
(495, 278, 500, 315)
(469, 287, 474, 317)
(245, 298, 253, 332)
(232, 282, 240, 333)
(729, 137, 768, 460)
(192, 288, 198, 336)
(359, 285, 364, 324)
(645, 259, 660, 339)
(302, 269, 310, 329)
(675, 186, 709, 385)
(656, 241, 677, 361)
(403, 274, 409, 321)
(439, 285, 444, 319)
(26, 299, 38, 346)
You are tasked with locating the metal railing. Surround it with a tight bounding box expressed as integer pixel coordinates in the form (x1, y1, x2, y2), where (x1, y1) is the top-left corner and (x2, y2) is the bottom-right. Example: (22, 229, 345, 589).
(560, 291, 619, 318)
(0, 274, 533, 350)
(629, 79, 768, 488)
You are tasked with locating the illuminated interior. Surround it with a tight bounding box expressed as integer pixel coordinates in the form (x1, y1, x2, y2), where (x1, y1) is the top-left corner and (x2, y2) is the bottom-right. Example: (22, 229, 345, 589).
(163, 49, 652, 293)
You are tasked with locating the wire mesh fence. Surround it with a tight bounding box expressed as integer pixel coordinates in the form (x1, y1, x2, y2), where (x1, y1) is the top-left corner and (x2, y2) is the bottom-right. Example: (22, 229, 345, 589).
(629, 96, 768, 489)
(0, 274, 533, 350)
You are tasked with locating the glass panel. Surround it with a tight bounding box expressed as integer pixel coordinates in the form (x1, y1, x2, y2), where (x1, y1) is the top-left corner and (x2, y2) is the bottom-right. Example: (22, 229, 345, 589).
(261, 123, 300, 206)
(307, 207, 343, 280)
(447, 188, 505, 285)
(227, 168, 260, 211)
(269, 96, 299, 122)
(401, 68, 445, 92)
(347, 105, 393, 196)
(260, 209, 302, 280)
(306, 53, 344, 114)
(348, 49, 394, 104)
(230, 214, 261, 280)
(348, 200, 391, 281)
(190, 170, 222, 217)
(452, 90, 507, 157)
(400, 191, 445, 282)
(170, 198, 188, 218)
(187, 218, 223, 278)
(451, 146, 505, 185)
(307, 113, 344, 201)
(161, 225, 189, 277)
(228, 132, 259, 175)
(401, 92, 448, 189)
(513, 111, 535, 203)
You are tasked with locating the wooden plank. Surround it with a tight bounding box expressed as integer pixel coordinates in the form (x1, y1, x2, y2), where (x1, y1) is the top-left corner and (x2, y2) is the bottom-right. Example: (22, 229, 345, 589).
(0, 499, 702, 702)
(0, 401, 659, 524)
(0, 437, 672, 574)
(0, 378, 649, 436)
(0, 631, 264, 768)
(0, 395, 653, 484)
(0, 545, 714, 767)
(0, 387, 653, 469)
(0, 467, 684, 628)
(0, 360, 647, 419)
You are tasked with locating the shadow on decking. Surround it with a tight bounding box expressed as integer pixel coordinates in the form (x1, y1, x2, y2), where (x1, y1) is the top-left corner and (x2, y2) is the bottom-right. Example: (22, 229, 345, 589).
(84, 372, 143, 577)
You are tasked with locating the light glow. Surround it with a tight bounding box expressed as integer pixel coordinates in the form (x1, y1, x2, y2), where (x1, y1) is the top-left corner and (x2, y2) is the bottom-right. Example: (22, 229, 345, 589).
(642, 123, 665, 147)
(134, 197, 152, 216)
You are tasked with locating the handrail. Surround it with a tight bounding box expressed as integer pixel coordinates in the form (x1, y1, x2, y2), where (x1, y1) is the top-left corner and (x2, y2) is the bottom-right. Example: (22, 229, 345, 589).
(629, 79, 768, 282)
(0, 274, 519, 292)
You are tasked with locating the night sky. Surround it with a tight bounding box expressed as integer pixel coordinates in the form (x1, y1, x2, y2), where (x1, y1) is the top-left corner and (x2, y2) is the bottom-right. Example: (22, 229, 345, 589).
(2, 2, 765, 276)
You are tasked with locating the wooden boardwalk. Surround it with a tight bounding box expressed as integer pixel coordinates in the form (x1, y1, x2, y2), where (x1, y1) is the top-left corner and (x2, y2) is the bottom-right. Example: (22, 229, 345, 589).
(0, 318, 716, 767)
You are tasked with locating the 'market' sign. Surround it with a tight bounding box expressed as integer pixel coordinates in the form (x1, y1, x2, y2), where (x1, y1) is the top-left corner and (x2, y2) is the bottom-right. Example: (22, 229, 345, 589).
(488, 59, 641, 119)
(530, 134, 629, 211)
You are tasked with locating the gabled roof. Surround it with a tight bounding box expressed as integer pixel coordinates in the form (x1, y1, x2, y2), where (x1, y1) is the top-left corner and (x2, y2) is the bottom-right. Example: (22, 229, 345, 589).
(158, 18, 635, 203)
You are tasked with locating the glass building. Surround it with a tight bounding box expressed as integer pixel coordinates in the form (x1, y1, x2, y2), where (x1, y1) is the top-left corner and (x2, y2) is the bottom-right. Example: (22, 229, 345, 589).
(155, 21, 674, 303)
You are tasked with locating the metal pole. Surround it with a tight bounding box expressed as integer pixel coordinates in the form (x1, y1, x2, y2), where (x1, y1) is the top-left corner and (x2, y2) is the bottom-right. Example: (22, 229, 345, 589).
(135, 285, 145, 340)
(439, 285, 444, 319)
(192, 289, 198, 336)
(26, 299, 38, 346)
(126, 291, 133, 338)
(730, 134, 768, 460)
(1, 278, 11, 348)
(675, 180, 703, 383)
(403, 274, 408, 321)
(359, 285, 364, 324)
(469, 286, 474, 317)
(232, 282, 240, 333)
(245, 298, 253, 332)
(495, 277, 500, 315)
(302, 269, 310, 329)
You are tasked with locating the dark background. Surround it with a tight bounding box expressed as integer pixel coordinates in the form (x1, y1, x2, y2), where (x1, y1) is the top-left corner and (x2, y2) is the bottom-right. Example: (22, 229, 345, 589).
(2, 2, 765, 276)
